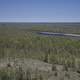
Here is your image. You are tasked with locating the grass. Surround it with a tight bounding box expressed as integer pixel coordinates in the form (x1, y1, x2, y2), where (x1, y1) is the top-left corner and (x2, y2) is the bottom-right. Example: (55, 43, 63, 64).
(0, 28, 80, 67)
(0, 66, 44, 80)
(0, 23, 80, 80)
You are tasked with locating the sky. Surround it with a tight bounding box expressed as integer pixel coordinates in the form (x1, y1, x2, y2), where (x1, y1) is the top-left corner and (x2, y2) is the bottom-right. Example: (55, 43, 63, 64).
(0, 0, 80, 22)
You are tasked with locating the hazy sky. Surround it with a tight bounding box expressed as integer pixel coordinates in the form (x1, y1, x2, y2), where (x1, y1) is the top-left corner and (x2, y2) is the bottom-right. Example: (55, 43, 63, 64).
(0, 0, 80, 22)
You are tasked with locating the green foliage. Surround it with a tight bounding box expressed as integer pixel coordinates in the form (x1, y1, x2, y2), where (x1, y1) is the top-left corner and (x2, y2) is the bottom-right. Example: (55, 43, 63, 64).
(0, 24, 80, 70)
(0, 66, 44, 80)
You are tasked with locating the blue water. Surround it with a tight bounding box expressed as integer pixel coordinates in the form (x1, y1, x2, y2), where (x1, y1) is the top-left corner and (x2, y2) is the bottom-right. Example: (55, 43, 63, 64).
(37, 32, 65, 36)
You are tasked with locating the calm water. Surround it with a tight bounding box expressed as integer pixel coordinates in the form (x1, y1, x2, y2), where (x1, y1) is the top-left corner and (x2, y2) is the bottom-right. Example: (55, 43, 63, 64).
(37, 32, 80, 37)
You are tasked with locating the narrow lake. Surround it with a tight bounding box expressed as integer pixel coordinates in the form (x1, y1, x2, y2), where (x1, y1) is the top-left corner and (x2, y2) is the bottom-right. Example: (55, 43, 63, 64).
(37, 32, 80, 37)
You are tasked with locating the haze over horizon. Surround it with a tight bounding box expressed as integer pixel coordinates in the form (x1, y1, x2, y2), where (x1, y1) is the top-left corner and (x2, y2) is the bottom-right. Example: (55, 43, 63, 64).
(0, 0, 80, 22)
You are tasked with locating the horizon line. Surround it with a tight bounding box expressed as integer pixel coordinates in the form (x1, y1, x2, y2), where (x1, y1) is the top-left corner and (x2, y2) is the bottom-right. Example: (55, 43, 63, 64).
(0, 22, 80, 23)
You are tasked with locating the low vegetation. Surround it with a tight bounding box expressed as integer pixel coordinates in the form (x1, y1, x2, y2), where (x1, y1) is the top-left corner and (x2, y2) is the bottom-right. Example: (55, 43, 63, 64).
(0, 23, 80, 80)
